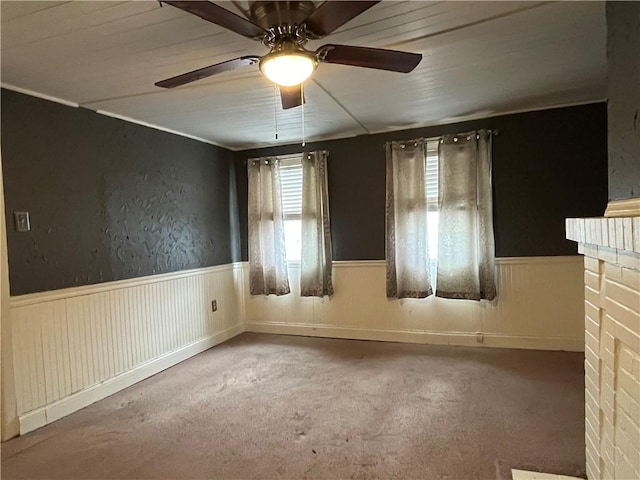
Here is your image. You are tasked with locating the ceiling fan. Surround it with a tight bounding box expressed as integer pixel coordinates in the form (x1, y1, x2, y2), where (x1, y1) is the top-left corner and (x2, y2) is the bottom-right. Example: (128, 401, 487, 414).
(155, 1, 422, 109)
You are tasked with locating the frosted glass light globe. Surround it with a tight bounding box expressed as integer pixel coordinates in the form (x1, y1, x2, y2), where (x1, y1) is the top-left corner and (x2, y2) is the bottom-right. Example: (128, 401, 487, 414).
(260, 53, 317, 87)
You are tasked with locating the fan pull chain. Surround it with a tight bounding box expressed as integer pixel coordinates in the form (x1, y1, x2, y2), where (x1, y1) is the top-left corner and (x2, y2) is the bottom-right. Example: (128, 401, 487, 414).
(273, 86, 279, 140)
(301, 82, 306, 147)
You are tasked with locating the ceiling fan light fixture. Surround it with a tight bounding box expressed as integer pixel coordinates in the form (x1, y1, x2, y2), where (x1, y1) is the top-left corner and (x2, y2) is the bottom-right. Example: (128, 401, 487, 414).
(260, 51, 317, 87)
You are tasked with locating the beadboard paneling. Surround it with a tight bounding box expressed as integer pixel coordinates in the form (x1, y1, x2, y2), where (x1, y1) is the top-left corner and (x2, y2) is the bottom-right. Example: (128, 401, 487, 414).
(245, 257, 585, 351)
(10, 264, 244, 433)
(10, 257, 585, 435)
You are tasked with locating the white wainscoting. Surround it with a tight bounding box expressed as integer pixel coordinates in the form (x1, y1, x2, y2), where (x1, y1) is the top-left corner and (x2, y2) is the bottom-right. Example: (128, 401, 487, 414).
(10, 256, 585, 435)
(10, 263, 245, 434)
(244, 257, 585, 352)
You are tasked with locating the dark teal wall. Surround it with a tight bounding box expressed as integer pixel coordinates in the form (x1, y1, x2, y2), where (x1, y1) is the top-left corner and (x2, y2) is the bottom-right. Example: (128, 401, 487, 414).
(1, 89, 239, 295)
(235, 103, 608, 261)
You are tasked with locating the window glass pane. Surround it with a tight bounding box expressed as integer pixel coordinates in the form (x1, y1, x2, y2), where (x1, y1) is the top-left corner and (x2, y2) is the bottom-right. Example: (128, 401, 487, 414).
(427, 212, 439, 260)
(425, 140, 439, 287)
(425, 140, 439, 207)
(280, 162, 303, 219)
(278, 154, 303, 261)
(427, 212, 438, 287)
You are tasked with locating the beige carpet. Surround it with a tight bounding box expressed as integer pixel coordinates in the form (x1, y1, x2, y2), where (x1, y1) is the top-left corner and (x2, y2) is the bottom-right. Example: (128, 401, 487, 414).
(1, 333, 585, 479)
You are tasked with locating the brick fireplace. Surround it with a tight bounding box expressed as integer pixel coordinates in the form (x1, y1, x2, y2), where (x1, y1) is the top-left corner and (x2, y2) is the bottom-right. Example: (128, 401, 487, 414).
(566, 216, 640, 479)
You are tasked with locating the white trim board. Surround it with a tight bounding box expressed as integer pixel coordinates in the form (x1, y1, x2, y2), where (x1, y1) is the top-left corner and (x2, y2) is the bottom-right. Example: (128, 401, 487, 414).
(0, 83, 232, 150)
(330, 256, 583, 268)
(10, 263, 244, 307)
(1, 83, 80, 108)
(511, 469, 582, 480)
(604, 197, 640, 218)
(95, 109, 229, 150)
(19, 324, 245, 435)
(245, 323, 584, 352)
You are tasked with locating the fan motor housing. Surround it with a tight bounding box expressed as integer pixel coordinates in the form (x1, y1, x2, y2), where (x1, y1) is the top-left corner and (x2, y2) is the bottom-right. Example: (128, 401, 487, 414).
(249, 1, 316, 30)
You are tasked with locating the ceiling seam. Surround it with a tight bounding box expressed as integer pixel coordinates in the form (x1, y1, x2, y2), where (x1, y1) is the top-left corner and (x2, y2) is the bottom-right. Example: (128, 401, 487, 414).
(0, 1, 74, 23)
(327, 2, 446, 37)
(1, 3, 159, 51)
(311, 79, 370, 135)
(385, 1, 552, 50)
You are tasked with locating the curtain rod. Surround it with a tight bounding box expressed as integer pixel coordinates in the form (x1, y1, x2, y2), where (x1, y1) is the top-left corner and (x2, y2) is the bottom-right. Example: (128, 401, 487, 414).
(434, 129, 499, 139)
(384, 129, 499, 149)
(404, 129, 500, 143)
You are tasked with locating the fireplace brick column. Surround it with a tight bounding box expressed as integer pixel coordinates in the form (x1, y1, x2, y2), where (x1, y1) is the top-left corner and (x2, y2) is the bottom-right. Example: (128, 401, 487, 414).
(566, 217, 640, 480)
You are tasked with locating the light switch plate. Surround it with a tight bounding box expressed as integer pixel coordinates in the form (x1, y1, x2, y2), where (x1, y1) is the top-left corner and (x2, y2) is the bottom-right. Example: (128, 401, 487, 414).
(14, 212, 30, 232)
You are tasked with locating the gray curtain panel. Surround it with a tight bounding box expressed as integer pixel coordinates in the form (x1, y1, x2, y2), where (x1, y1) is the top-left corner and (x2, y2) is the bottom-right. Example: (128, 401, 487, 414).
(385, 139, 433, 299)
(247, 157, 291, 296)
(436, 130, 496, 300)
(300, 151, 333, 297)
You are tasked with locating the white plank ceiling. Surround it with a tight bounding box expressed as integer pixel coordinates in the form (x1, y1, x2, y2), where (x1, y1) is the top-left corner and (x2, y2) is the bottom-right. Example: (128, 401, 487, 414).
(1, 1, 606, 150)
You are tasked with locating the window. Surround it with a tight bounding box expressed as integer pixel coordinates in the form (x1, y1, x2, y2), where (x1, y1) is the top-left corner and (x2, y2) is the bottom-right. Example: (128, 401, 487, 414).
(278, 154, 303, 261)
(386, 132, 495, 300)
(425, 140, 439, 283)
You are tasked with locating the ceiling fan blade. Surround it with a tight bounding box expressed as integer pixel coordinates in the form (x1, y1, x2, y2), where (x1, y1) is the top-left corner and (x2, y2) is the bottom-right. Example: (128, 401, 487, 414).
(317, 44, 422, 73)
(155, 56, 260, 88)
(280, 85, 304, 110)
(304, 1, 379, 38)
(163, 1, 266, 39)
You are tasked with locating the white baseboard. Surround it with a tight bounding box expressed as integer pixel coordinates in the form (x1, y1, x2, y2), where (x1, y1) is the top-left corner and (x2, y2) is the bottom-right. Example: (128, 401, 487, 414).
(19, 323, 245, 435)
(245, 322, 584, 352)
